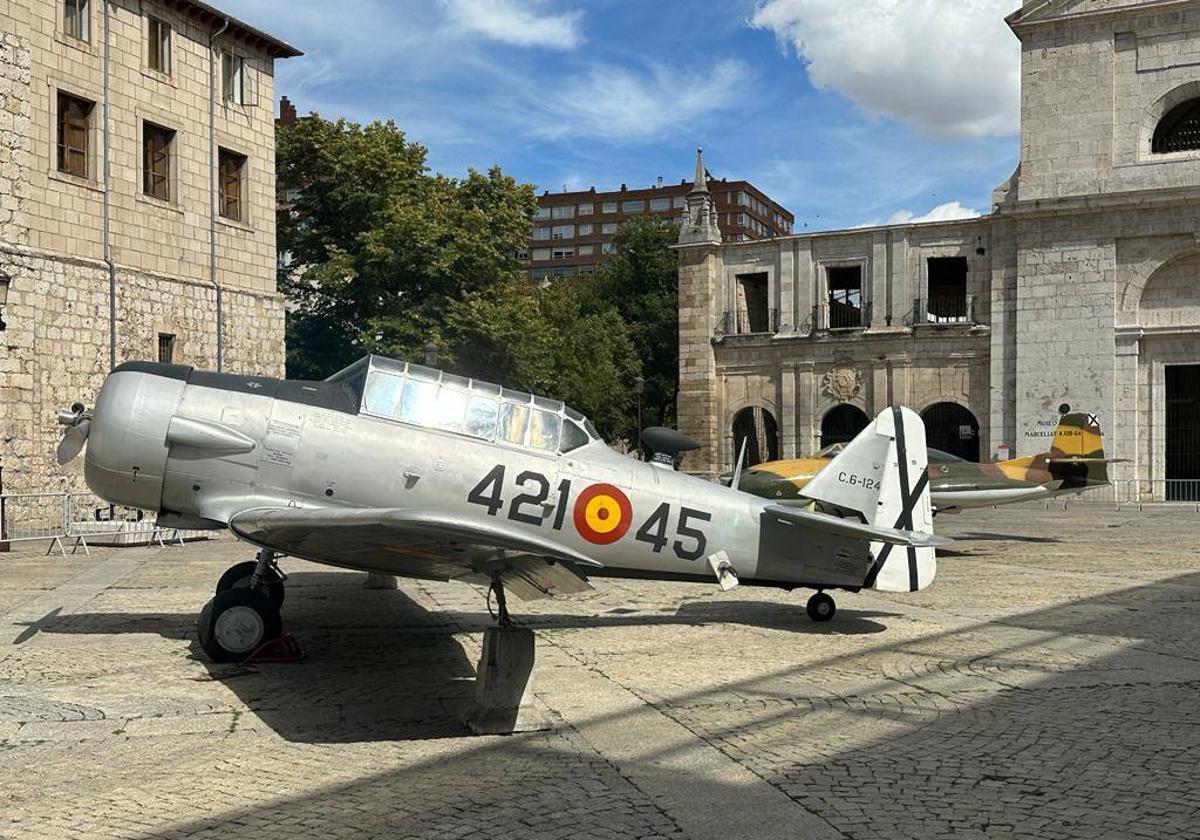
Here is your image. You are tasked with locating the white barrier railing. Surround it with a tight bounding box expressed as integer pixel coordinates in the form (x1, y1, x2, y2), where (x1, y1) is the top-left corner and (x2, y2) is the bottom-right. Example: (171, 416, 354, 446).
(0, 492, 208, 555)
(1046, 479, 1200, 510)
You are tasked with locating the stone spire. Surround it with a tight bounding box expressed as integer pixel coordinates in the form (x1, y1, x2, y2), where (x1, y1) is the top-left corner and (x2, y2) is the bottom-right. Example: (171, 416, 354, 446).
(678, 147, 721, 246)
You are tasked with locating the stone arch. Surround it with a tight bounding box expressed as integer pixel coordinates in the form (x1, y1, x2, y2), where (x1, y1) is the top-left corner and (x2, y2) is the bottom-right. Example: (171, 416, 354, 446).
(1138, 253, 1200, 329)
(920, 401, 980, 462)
(731, 406, 779, 467)
(820, 404, 869, 449)
(1140, 81, 1200, 158)
(1119, 244, 1200, 319)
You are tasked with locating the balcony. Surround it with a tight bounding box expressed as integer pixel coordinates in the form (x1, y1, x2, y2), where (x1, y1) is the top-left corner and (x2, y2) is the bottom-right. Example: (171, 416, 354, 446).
(715, 308, 779, 339)
(909, 295, 978, 327)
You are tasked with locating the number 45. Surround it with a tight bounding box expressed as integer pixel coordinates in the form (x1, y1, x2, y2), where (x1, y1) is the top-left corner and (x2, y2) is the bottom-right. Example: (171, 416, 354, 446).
(635, 503, 711, 562)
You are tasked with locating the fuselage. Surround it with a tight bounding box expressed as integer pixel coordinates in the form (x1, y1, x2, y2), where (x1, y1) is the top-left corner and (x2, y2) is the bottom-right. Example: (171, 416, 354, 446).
(737, 451, 1093, 511)
(84, 360, 869, 591)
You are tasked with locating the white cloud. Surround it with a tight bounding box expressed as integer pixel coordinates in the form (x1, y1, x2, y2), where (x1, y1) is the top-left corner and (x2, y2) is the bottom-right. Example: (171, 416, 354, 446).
(750, 0, 1019, 138)
(530, 59, 753, 141)
(440, 0, 583, 49)
(886, 201, 982, 225)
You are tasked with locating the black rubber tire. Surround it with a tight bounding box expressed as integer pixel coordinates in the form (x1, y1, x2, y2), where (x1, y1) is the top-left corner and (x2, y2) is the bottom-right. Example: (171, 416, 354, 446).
(806, 592, 836, 622)
(216, 560, 285, 608)
(197, 588, 282, 663)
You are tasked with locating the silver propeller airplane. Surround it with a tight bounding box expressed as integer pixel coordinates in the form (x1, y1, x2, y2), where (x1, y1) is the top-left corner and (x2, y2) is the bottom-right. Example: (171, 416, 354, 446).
(57, 355, 946, 663)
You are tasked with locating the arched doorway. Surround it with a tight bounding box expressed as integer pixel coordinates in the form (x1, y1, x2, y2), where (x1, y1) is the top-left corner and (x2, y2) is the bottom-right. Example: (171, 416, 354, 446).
(732, 407, 779, 467)
(820, 404, 869, 449)
(922, 402, 980, 462)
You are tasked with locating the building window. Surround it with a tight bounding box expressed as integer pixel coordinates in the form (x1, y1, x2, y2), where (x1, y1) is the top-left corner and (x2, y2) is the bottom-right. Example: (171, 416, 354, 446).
(622, 199, 645, 213)
(551, 224, 573, 240)
(147, 16, 171, 73)
(515, 248, 530, 260)
(578, 244, 594, 256)
(827, 266, 863, 329)
(551, 204, 574, 219)
(222, 52, 245, 104)
(578, 203, 593, 215)
(649, 197, 670, 212)
(673, 195, 686, 209)
(56, 92, 93, 178)
(602, 201, 617, 214)
(531, 248, 551, 261)
(157, 333, 176, 364)
(601, 222, 617, 234)
(578, 223, 593, 236)
(551, 266, 575, 277)
(0, 274, 9, 331)
(579, 265, 595, 275)
(531, 267, 551, 281)
(532, 227, 551, 241)
(552, 247, 574, 260)
(734, 273, 771, 334)
(534, 206, 551, 220)
(1152, 98, 1200, 154)
(926, 257, 969, 322)
(142, 122, 174, 201)
(64, 0, 89, 41)
(601, 242, 615, 255)
(219, 148, 247, 221)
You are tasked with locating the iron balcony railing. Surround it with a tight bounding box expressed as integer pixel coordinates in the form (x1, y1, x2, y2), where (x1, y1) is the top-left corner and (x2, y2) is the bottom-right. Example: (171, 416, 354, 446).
(715, 308, 779, 338)
(911, 295, 976, 326)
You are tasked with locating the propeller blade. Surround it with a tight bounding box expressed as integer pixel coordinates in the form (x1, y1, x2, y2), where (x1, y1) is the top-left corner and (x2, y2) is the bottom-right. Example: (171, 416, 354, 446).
(56, 418, 90, 466)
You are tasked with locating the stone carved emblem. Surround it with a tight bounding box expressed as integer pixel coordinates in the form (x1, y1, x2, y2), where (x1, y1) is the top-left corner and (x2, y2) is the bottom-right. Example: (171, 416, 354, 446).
(822, 367, 862, 402)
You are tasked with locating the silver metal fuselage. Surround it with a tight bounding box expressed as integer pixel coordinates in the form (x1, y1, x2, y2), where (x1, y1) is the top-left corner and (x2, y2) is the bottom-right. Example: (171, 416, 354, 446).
(85, 367, 849, 590)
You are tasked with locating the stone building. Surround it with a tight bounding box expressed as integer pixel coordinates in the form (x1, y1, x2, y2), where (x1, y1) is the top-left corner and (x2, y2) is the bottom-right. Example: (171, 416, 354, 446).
(0, 0, 299, 495)
(678, 0, 1200, 499)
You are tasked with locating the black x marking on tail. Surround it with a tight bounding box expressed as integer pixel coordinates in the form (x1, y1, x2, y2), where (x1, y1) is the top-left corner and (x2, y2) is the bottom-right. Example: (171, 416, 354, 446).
(863, 407, 930, 592)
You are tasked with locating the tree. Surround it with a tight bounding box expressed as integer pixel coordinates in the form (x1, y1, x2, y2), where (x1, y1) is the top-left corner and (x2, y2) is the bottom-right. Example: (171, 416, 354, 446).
(583, 216, 681, 431)
(276, 116, 536, 379)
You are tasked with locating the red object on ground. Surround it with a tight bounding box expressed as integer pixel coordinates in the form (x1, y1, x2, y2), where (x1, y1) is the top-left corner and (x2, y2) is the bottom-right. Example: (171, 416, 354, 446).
(245, 633, 304, 663)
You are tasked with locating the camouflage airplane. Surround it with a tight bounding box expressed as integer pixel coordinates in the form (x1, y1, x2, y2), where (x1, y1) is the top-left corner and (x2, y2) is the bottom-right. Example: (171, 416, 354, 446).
(736, 412, 1114, 513)
(56, 355, 946, 663)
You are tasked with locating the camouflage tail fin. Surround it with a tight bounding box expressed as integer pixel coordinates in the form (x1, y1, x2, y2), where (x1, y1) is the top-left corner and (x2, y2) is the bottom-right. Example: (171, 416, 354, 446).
(1047, 413, 1109, 489)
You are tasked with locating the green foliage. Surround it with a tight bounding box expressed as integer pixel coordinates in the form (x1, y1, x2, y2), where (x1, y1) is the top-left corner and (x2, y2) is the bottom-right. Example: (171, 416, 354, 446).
(582, 216, 681, 430)
(276, 114, 650, 441)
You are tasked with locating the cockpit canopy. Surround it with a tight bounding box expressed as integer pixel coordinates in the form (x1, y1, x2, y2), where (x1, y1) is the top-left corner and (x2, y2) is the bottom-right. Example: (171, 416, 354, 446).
(328, 356, 602, 454)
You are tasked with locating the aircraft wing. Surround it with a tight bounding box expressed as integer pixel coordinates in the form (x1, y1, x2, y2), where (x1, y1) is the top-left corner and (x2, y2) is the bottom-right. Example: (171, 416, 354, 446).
(764, 504, 951, 548)
(227, 506, 601, 600)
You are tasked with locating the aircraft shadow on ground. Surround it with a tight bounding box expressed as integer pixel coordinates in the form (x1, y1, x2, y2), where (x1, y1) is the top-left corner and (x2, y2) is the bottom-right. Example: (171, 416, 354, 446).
(952, 531, 1064, 544)
(26, 571, 891, 743)
(106, 569, 1200, 839)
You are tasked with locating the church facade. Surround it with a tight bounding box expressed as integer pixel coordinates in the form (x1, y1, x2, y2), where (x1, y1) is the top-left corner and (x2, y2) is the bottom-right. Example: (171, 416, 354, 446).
(677, 0, 1200, 499)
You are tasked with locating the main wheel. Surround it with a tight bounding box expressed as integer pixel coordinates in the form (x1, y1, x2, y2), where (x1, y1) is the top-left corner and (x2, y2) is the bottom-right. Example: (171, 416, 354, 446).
(806, 592, 836, 622)
(216, 560, 285, 608)
(197, 588, 282, 663)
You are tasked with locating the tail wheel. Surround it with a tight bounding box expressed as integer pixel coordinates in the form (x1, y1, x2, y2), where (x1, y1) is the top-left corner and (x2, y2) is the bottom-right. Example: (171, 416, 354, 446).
(806, 592, 836, 622)
(216, 560, 285, 609)
(198, 588, 282, 663)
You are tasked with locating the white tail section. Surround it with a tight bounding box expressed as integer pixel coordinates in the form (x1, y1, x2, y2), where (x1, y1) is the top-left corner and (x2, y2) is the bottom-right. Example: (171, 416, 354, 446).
(802, 407, 937, 592)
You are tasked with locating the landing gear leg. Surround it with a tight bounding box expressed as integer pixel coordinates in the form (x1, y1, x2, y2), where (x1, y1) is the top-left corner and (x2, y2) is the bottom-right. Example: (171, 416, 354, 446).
(216, 549, 285, 608)
(199, 548, 285, 662)
(806, 591, 836, 622)
(489, 575, 513, 627)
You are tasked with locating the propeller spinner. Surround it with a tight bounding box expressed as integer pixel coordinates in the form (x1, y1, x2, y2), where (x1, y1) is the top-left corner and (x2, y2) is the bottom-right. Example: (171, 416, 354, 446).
(56, 402, 91, 466)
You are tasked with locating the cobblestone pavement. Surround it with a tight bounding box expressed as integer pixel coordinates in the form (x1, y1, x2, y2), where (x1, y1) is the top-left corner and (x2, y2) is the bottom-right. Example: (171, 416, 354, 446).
(1, 505, 1199, 838)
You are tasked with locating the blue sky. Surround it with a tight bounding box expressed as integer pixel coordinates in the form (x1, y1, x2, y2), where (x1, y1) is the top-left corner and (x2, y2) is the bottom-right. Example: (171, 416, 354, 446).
(220, 0, 1024, 231)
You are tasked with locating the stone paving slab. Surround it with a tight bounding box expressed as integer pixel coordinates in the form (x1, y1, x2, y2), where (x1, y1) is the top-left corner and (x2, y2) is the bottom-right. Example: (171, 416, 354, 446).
(0, 506, 1198, 838)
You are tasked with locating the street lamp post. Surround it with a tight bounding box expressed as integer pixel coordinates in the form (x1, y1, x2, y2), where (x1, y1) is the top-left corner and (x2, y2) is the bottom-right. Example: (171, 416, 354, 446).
(633, 375, 645, 459)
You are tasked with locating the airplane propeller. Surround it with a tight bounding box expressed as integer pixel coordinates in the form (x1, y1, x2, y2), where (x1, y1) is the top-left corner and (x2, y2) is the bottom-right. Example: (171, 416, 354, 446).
(56, 402, 92, 466)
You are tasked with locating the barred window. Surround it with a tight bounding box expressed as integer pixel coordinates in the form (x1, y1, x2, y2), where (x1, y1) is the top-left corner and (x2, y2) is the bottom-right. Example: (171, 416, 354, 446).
(1152, 98, 1200, 154)
(157, 333, 176, 364)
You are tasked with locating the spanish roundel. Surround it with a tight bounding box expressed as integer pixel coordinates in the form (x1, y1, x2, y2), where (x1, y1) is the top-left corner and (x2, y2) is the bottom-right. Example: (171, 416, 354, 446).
(573, 483, 633, 545)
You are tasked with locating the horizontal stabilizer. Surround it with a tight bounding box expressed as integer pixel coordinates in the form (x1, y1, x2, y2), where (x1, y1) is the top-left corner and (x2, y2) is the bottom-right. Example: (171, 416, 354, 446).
(765, 504, 949, 548)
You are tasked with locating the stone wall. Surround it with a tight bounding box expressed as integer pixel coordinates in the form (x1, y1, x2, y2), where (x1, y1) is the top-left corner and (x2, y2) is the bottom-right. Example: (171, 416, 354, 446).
(0, 30, 30, 245)
(0, 245, 284, 495)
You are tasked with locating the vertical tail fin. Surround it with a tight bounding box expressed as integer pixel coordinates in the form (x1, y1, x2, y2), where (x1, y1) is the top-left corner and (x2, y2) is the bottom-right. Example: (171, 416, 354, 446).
(1047, 412, 1110, 489)
(802, 406, 937, 592)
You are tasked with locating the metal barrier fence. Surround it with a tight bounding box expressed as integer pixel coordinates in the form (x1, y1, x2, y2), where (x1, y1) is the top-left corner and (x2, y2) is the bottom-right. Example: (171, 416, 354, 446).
(1046, 479, 1200, 510)
(0, 492, 207, 555)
